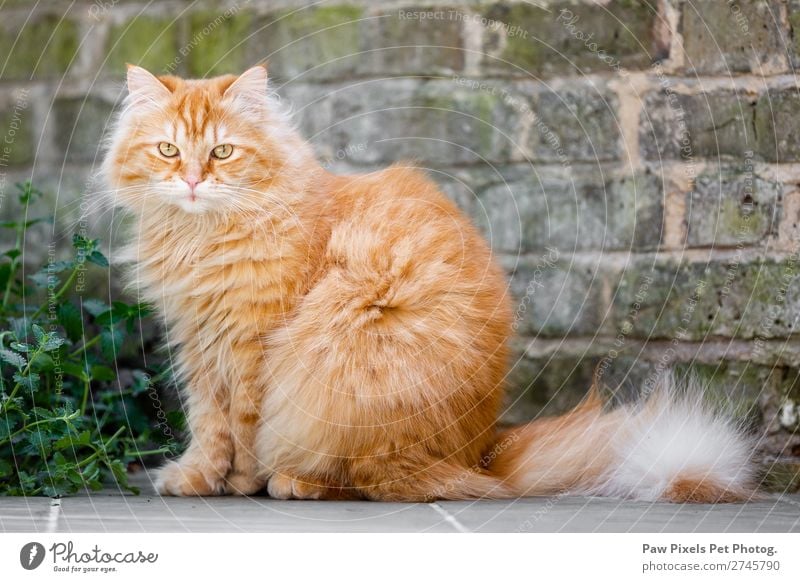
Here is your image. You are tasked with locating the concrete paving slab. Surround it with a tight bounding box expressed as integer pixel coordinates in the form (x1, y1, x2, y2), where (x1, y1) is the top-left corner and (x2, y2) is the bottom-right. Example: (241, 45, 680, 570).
(56, 495, 456, 532)
(436, 495, 800, 533)
(2, 470, 798, 533)
(0, 497, 56, 533)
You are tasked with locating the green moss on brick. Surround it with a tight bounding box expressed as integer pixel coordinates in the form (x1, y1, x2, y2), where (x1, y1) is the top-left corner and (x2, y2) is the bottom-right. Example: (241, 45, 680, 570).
(253, 5, 363, 80)
(187, 10, 254, 77)
(0, 15, 78, 79)
(105, 16, 179, 75)
(485, 0, 657, 76)
(614, 258, 800, 340)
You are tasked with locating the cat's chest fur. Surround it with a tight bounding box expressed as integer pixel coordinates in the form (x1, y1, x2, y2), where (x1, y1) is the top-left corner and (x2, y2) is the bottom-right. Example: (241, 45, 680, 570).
(127, 211, 319, 357)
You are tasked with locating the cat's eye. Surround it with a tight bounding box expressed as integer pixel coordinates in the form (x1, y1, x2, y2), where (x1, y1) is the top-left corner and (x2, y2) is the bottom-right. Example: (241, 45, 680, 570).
(158, 142, 179, 157)
(211, 144, 233, 159)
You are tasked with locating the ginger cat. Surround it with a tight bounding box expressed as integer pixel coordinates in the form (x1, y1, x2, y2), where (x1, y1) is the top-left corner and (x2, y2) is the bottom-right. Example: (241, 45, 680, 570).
(102, 66, 757, 502)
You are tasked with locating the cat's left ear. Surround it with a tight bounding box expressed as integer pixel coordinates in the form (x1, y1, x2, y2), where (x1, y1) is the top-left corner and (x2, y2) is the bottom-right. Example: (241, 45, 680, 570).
(223, 65, 268, 108)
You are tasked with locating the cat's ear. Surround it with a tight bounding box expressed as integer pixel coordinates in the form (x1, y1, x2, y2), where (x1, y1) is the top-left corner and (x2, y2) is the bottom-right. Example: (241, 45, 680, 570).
(223, 65, 268, 108)
(126, 64, 171, 112)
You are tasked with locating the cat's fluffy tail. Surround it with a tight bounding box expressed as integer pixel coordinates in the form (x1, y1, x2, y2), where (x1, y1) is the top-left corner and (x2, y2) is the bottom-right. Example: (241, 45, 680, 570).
(485, 374, 759, 502)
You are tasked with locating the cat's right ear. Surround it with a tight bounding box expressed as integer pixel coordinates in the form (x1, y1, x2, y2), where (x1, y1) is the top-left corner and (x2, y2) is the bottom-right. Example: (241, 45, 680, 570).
(126, 64, 171, 108)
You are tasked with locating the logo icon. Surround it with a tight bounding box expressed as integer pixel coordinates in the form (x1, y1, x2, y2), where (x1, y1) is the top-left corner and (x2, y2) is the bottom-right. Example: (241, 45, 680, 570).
(20, 542, 45, 570)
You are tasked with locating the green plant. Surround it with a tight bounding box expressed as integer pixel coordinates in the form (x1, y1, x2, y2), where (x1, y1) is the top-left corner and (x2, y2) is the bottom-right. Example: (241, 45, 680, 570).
(0, 182, 183, 496)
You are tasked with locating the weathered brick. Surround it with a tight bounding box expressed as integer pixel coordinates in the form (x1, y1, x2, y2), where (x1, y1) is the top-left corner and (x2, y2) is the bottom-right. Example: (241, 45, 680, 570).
(687, 169, 782, 247)
(54, 97, 116, 164)
(530, 84, 622, 162)
(0, 14, 78, 79)
(249, 6, 363, 82)
(507, 255, 612, 338)
(475, 167, 663, 253)
(187, 9, 254, 77)
(482, 1, 661, 77)
(502, 352, 596, 425)
(503, 352, 777, 436)
(613, 257, 800, 340)
(681, 0, 789, 74)
(755, 89, 800, 162)
(329, 79, 520, 166)
(640, 90, 756, 160)
(357, 7, 465, 75)
(789, 0, 800, 68)
(104, 15, 180, 75)
(0, 91, 34, 166)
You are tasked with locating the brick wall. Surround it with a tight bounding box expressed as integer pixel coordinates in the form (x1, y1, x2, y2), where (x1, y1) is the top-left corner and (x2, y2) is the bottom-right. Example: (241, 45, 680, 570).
(0, 0, 798, 490)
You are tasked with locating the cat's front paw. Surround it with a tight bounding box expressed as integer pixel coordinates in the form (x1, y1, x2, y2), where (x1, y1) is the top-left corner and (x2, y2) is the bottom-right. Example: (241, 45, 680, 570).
(155, 460, 226, 496)
(267, 473, 327, 500)
(224, 471, 266, 496)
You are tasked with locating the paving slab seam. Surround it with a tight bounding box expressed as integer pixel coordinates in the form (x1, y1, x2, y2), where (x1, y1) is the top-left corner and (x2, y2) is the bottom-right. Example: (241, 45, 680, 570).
(429, 502, 470, 533)
(46, 498, 61, 533)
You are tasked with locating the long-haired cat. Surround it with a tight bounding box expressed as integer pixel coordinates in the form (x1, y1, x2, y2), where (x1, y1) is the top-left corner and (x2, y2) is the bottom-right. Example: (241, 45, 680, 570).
(102, 65, 757, 502)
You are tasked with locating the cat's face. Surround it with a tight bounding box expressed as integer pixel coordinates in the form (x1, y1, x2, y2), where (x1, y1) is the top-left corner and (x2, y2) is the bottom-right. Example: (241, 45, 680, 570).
(104, 66, 289, 215)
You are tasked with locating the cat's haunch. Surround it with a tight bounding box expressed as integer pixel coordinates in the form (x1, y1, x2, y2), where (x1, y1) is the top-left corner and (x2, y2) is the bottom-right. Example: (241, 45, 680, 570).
(101, 65, 757, 503)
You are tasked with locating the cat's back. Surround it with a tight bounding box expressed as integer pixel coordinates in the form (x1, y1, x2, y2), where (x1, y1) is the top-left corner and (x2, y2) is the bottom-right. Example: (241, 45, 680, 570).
(316, 164, 494, 272)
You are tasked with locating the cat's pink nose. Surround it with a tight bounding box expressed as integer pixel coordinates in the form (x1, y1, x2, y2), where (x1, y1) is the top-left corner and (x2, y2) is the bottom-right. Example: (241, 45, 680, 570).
(183, 176, 200, 193)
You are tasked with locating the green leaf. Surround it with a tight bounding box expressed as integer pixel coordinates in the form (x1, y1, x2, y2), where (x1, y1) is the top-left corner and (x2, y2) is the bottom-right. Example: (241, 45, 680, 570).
(30, 407, 55, 420)
(0, 349, 26, 369)
(0, 263, 11, 291)
(9, 342, 33, 353)
(87, 250, 109, 267)
(57, 302, 84, 342)
(41, 335, 66, 352)
(28, 271, 55, 288)
(0, 459, 12, 478)
(30, 353, 55, 373)
(90, 365, 116, 382)
(83, 298, 110, 317)
(13, 372, 40, 392)
(9, 318, 29, 341)
(4, 248, 20, 260)
(0, 415, 20, 440)
(32, 324, 45, 344)
(61, 361, 90, 381)
(32, 325, 66, 352)
(54, 430, 91, 451)
(100, 328, 124, 361)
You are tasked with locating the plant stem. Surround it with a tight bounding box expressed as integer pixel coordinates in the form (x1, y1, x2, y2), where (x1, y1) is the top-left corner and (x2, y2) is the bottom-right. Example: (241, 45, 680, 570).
(75, 426, 127, 469)
(1, 222, 24, 311)
(69, 334, 101, 358)
(123, 447, 171, 457)
(1, 346, 43, 412)
(80, 376, 91, 416)
(29, 265, 80, 321)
